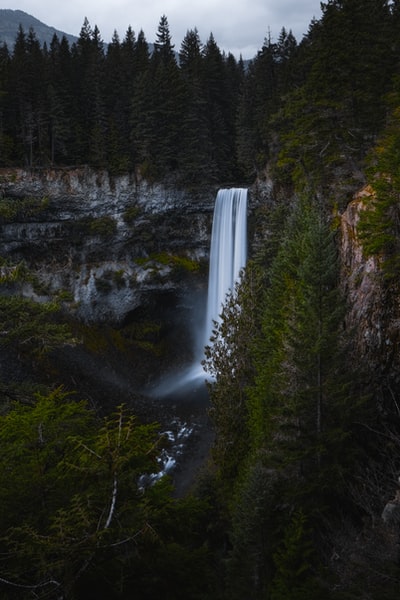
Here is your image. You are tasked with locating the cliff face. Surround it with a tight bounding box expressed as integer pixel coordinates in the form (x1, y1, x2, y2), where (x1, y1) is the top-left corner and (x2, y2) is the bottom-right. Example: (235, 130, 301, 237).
(2, 167, 398, 386)
(14, 166, 397, 397)
(0, 167, 268, 396)
(340, 185, 400, 385)
(0, 167, 218, 324)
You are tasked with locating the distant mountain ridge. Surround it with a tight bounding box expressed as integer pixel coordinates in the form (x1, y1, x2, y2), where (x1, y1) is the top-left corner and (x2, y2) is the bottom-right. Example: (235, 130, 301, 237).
(0, 9, 78, 47)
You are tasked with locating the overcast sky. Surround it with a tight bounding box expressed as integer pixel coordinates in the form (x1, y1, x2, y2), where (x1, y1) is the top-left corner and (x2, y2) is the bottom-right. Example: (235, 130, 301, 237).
(5, 0, 323, 59)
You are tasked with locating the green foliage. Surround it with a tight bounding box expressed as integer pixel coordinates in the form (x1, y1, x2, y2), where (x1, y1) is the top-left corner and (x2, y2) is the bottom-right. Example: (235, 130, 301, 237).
(203, 263, 262, 488)
(205, 198, 366, 598)
(136, 252, 200, 274)
(248, 199, 354, 479)
(0, 390, 215, 599)
(224, 461, 279, 599)
(55, 289, 74, 302)
(0, 196, 49, 223)
(88, 215, 117, 237)
(236, 29, 297, 179)
(122, 204, 141, 224)
(0, 14, 246, 181)
(260, 0, 397, 196)
(1, 2, 398, 185)
(0, 394, 157, 596)
(163, 253, 200, 273)
(270, 510, 327, 600)
(358, 101, 400, 278)
(1, 3, 400, 596)
(0, 257, 29, 283)
(71, 215, 118, 240)
(0, 295, 74, 357)
(79, 319, 164, 359)
(0, 388, 94, 528)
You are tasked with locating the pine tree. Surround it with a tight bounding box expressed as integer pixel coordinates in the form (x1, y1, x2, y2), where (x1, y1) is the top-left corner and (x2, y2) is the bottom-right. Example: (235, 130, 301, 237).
(9, 26, 48, 166)
(0, 42, 12, 165)
(358, 93, 400, 278)
(47, 34, 73, 164)
(203, 262, 262, 485)
(104, 30, 131, 172)
(236, 30, 294, 179)
(270, 510, 327, 600)
(70, 19, 107, 165)
(178, 28, 211, 181)
(147, 15, 184, 173)
(218, 200, 361, 599)
(129, 30, 154, 173)
(202, 34, 236, 180)
(0, 394, 162, 597)
(249, 200, 354, 493)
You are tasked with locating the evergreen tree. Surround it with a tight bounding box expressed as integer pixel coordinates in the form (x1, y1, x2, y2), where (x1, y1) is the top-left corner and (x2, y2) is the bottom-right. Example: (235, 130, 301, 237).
(271, 0, 395, 194)
(202, 33, 236, 180)
(0, 389, 216, 599)
(203, 262, 262, 487)
(215, 200, 362, 599)
(0, 393, 160, 597)
(249, 201, 354, 484)
(104, 30, 132, 172)
(153, 14, 176, 62)
(179, 27, 203, 73)
(133, 28, 150, 72)
(178, 28, 211, 181)
(129, 30, 154, 173)
(8, 26, 48, 166)
(270, 510, 327, 600)
(70, 19, 107, 165)
(146, 15, 184, 173)
(0, 42, 12, 164)
(0, 295, 72, 360)
(236, 35, 278, 178)
(47, 34, 73, 164)
(358, 91, 400, 278)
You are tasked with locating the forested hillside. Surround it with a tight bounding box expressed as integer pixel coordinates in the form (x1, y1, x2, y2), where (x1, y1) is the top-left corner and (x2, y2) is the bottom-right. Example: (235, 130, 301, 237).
(1, 1, 400, 598)
(0, 1, 396, 187)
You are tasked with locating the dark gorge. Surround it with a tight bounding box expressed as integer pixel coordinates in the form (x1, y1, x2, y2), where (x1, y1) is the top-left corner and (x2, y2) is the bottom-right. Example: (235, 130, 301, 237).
(1, 2, 400, 598)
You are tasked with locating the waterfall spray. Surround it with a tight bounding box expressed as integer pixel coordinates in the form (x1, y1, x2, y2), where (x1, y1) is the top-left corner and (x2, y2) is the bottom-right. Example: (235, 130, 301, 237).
(150, 187, 248, 397)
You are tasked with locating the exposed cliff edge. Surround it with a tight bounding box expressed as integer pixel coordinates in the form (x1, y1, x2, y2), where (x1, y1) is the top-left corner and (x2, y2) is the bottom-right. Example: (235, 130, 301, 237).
(0, 168, 267, 405)
(340, 184, 400, 388)
(3, 166, 399, 391)
(0, 167, 221, 325)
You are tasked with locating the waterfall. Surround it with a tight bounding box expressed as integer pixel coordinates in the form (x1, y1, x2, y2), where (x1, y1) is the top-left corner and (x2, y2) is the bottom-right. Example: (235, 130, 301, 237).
(149, 187, 248, 397)
(203, 188, 248, 348)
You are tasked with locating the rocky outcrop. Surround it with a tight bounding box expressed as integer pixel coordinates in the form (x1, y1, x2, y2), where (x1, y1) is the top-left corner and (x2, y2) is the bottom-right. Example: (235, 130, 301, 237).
(340, 185, 400, 382)
(0, 167, 219, 324)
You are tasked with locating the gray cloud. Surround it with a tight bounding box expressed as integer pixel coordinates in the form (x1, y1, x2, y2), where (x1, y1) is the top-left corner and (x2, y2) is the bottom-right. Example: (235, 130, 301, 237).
(8, 0, 322, 58)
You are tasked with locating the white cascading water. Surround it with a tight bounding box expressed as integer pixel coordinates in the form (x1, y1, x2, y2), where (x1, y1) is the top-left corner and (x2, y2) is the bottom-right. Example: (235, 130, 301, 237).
(203, 187, 248, 350)
(150, 187, 248, 396)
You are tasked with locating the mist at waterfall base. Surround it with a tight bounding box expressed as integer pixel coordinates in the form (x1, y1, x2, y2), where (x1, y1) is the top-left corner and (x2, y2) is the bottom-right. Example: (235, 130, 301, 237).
(149, 187, 248, 400)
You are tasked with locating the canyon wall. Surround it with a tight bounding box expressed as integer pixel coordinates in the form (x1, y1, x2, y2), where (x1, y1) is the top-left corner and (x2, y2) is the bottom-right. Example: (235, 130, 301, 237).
(340, 185, 400, 388)
(5, 166, 398, 393)
(0, 167, 220, 324)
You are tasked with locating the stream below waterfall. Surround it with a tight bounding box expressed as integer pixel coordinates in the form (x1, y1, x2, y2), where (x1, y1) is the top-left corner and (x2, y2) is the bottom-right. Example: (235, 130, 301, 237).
(141, 188, 248, 495)
(140, 382, 213, 496)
